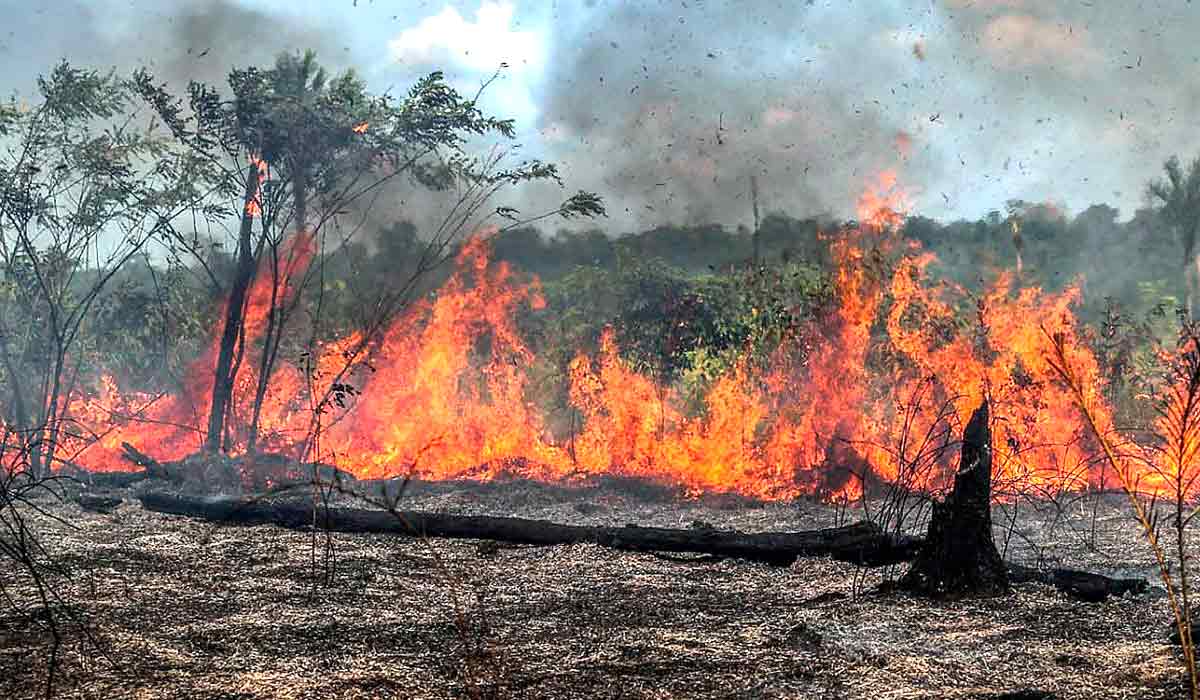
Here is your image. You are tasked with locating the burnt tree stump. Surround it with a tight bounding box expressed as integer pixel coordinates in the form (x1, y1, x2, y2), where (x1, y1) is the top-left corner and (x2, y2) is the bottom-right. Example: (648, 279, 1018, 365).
(901, 398, 1010, 597)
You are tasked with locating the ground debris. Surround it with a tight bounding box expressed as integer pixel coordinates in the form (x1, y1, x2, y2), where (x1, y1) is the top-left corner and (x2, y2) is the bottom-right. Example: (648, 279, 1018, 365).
(0, 481, 1188, 699)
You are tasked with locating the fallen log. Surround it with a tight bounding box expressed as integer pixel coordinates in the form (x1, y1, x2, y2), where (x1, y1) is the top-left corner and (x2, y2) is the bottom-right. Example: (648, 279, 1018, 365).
(136, 491, 922, 567)
(133, 492, 1153, 599)
(76, 444, 357, 490)
(62, 442, 187, 488)
(75, 491, 123, 513)
(76, 469, 154, 488)
(1007, 563, 1149, 603)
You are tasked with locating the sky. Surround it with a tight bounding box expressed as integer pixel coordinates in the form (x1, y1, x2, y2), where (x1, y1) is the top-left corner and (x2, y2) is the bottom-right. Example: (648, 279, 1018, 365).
(0, 0, 1197, 234)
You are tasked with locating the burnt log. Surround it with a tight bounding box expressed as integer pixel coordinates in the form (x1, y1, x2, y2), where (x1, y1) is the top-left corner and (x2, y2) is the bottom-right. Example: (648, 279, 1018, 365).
(58, 442, 186, 488)
(1006, 564, 1149, 602)
(134, 491, 1152, 598)
(75, 444, 357, 491)
(121, 442, 188, 481)
(76, 469, 154, 489)
(901, 399, 1010, 597)
(75, 492, 123, 513)
(135, 491, 922, 567)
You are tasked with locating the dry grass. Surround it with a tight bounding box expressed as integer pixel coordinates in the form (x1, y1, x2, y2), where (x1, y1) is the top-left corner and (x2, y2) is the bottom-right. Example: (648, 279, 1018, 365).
(0, 480, 1190, 699)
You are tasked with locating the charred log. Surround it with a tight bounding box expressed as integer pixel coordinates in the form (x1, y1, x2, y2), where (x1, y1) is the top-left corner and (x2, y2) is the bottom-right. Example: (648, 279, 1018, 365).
(73, 444, 356, 491)
(901, 399, 1010, 597)
(133, 490, 1149, 599)
(135, 491, 922, 567)
(76, 469, 155, 489)
(1006, 564, 1149, 602)
(75, 492, 123, 513)
(121, 442, 188, 481)
(59, 442, 187, 488)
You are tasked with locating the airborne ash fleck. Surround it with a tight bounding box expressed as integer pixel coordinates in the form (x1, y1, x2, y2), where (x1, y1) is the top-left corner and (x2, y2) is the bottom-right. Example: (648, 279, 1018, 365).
(2, 0, 1198, 230)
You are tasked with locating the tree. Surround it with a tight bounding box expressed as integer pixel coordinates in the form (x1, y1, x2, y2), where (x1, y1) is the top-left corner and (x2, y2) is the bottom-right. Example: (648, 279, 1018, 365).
(1147, 155, 1200, 320)
(0, 61, 196, 694)
(0, 62, 193, 476)
(901, 400, 1010, 597)
(135, 51, 603, 456)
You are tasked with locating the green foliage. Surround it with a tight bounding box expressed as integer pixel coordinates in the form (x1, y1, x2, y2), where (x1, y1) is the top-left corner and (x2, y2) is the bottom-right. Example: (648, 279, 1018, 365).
(528, 245, 827, 417)
(0, 60, 201, 475)
(87, 259, 213, 389)
(1148, 155, 1200, 257)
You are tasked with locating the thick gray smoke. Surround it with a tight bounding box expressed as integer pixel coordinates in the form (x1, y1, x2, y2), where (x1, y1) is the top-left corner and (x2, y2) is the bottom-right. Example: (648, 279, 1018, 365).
(0, 0, 341, 93)
(531, 1, 930, 231)
(5, 0, 1200, 237)
(521, 0, 1200, 231)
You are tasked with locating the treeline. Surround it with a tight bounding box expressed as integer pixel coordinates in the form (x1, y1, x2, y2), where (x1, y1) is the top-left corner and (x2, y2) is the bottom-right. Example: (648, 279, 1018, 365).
(86, 196, 1183, 401)
(489, 202, 1180, 321)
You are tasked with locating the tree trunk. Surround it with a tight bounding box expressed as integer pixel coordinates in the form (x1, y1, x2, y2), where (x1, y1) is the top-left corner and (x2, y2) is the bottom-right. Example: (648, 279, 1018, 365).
(132, 488, 1149, 600)
(247, 168, 306, 454)
(900, 399, 1010, 597)
(205, 163, 262, 452)
(245, 255, 279, 456)
(136, 490, 922, 567)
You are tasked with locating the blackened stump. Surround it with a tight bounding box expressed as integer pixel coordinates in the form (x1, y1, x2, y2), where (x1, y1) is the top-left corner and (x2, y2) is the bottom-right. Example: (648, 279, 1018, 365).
(901, 399, 1010, 597)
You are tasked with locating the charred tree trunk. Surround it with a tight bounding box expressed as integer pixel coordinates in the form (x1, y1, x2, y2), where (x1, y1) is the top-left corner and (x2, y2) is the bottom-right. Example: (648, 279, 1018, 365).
(205, 163, 263, 453)
(136, 490, 922, 567)
(132, 488, 1147, 600)
(245, 244, 281, 456)
(901, 399, 1010, 597)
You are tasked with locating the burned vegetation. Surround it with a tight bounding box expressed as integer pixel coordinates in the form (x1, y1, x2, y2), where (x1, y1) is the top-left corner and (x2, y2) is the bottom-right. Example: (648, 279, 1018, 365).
(5, 7, 1200, 700)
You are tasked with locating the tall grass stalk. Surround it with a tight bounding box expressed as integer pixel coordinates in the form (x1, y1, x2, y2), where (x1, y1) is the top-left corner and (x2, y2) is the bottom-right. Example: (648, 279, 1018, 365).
(1047, 328, 1199, 698)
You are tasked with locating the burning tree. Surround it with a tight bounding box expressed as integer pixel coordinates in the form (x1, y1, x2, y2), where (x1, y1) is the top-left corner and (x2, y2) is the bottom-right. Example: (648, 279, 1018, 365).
(131, 50, 603, 460)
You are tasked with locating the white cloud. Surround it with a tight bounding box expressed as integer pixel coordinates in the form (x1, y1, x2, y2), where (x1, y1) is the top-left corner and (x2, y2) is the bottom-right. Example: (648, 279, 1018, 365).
(387, 2, 544, 74)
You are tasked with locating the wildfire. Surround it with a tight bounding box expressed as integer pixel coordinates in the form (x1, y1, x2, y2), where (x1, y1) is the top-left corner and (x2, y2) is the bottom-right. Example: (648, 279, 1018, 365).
(244, 157, 268, 218)
(352, 121, 369, 134)
(60, 171, 1163, 502)
(856, 169, 909, 231)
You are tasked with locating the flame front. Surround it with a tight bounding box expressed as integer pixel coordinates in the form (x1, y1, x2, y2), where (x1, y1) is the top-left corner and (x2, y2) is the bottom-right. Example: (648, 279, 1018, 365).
(244, 157, 268, 218)
(64, 173, 1153, 501)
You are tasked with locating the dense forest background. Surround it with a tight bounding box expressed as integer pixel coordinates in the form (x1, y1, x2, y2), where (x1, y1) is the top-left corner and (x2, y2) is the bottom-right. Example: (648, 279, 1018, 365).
(91, 196, 1183, 401)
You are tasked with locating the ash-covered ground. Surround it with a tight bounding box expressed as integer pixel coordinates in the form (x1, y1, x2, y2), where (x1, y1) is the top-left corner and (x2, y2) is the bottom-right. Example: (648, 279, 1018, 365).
(0, 479, 1188, 699)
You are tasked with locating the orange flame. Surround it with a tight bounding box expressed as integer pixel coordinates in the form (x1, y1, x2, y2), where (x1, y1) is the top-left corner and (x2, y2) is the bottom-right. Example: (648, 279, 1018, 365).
(244, 157, 268, 218)
(352, 122, 369, 134)
(856, 169, 909, 231)
(58, 171, 1168, 502)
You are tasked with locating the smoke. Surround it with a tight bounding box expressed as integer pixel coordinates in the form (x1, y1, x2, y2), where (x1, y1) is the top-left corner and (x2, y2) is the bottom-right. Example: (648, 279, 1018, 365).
(6, 0, 1200, 240)
(529, 1, 935, 232)
(0, 0, 341, 96)
(519, 0, 1200, 232)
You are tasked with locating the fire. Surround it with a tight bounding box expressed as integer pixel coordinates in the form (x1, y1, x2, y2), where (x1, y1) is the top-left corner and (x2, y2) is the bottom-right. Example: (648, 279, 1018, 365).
(244, 157, 268, 218)
(72, 230, 317, 468)
(58, 171, 1171, 502)
(856, 169, 909, 231)
(352, 122, 369, 134)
